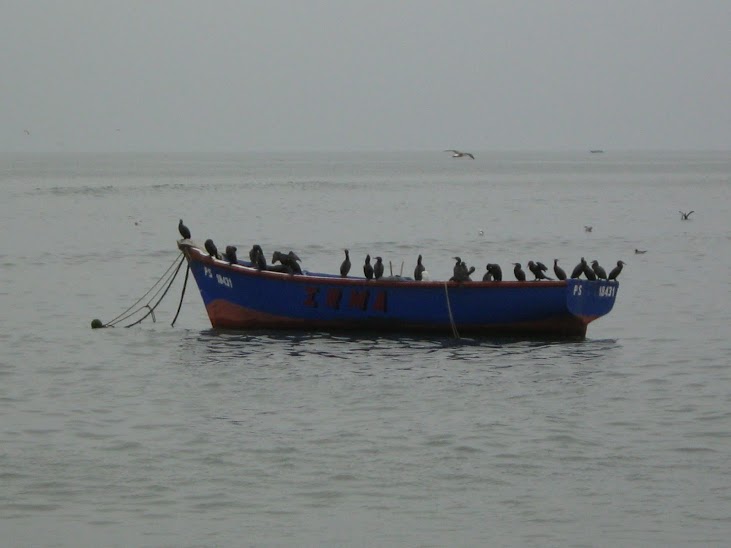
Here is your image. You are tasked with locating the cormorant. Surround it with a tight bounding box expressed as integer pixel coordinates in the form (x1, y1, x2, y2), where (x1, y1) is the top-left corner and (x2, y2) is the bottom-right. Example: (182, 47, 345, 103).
(249, 245, 267, 270)
(584, 225, 593, 232)
(482, 265, 493, 281)
(634, 249, 647, 254)
(582, 260, 597, 280)
(528, 260, 553, 280)
(444, 149, 475, 159)
(608, 260, 626, 280)
(414, 255, 425, 281)
(272, 251, 302, 275)
(363, 254, 374, 280)
(553, 259, 567, 280)
(487, 263, 502, 281)
(513, 263, 526, 282)
(450, 257, 473, 282)
(679, 210, 694, 220)
(225, 245, 237, 264)
(373, 257, 384, 280)
(571, 258, 586, 279)
(340, 249, 351, 277)
(178, 219, 191, 239)
(591, 260, 607, 280)
(204, 239, 221, 259)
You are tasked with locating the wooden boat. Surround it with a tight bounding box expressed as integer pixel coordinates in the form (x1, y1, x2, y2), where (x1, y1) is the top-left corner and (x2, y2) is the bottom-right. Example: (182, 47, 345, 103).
(178, 240, 619, 338)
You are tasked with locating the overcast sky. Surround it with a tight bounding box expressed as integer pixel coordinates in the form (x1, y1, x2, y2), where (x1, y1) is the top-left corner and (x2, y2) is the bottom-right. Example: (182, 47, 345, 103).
(1, 1, 729, 152)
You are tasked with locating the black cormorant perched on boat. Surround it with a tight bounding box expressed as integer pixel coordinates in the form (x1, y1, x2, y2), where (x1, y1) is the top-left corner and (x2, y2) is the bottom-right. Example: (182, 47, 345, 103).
(340, 249, 351, 277)
(591, 260, 607, 280)
(487, 263, 502, 281)
(608, 260, 626, 280)
(482, 265, 493, 281)
(225, 245, 237, 264)
(450, 257, 474, 282)
(178, 219, 191, 239)
(528, 261, 552, 280)
(204, 239, 221, 259)
(373, 257, 384, 280)
(513, 263, 526, 282)
(553, 259, 567, 280)
(571, 258, 586, 279)
(249, 245, 267, 270)
(582, 261, 597, 280)
(272, 251, 302, 275)
(414, 255, 425, 281)
(363, 254, 374, 280)
(679, 210, 694, 220)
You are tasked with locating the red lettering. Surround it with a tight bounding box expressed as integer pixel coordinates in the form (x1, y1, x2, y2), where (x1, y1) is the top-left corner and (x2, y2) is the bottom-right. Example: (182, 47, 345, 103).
(304, 287, 319, 307)
(325, 288, 342, 309)
(348, 290, 370, 311)
(372, 291, 387, 313)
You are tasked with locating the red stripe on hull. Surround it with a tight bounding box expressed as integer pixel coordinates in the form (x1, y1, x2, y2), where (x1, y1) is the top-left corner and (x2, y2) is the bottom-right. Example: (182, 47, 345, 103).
(206, 300, 591, 338)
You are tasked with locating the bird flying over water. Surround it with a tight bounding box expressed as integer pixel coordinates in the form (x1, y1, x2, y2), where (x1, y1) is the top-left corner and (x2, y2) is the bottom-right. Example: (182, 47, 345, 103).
(679, 210, 694, 220)
(444, 149, 475, 159)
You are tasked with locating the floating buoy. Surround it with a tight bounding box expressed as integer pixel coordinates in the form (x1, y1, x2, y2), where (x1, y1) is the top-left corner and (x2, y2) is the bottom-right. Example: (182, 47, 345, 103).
(91, 319, 105, 329)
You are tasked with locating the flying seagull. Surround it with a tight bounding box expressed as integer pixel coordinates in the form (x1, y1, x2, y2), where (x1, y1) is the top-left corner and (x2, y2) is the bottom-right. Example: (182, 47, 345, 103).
(444, 149, 475, 159)
(679, 210, 694, 220)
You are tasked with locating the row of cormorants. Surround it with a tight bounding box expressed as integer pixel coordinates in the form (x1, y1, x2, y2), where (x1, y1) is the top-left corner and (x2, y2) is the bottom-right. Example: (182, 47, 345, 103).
(179, 220, 625, 282)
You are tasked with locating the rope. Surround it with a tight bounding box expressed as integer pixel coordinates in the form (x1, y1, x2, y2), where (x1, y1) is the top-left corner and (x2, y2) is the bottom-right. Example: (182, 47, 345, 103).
(122, 255, 185, 328)
(170, 263, 190, 327)
(104, 253, 183, 327)
(443, 282, 460, 339)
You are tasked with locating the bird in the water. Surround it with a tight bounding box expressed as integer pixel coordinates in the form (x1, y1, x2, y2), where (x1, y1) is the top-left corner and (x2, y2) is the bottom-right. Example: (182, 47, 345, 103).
(608, 260, 625, 280)
(363, 254, 374, 280)
(571, 258, 587, 279)
(584, 225, 593, 232)
(444, 149, 475, 159)
(478, 229, 484, 236)
(249, 245, 267, 270)
(528, 261, 553, 280)
(591, 260, 607, 280)
(204, 239, 221, 259)
(513, 263, 526, 282)
(679, 210, 694, 220)
(373, 257, 384, 280)
(553, 259, 567, 280)
(414, 255, 425, 281)
(487, 263, 502, 281)
(582, 260, 597, 280)
(634, 248, 647, 254)
(178, 219, 191, 239)
(340, 249, 351, 277)
(225, 245, 238, 264)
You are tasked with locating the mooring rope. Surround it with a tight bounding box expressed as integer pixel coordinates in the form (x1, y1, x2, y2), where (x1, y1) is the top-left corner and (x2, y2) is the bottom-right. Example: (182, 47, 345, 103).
(170, 263, 190, 327)
(121, 255, 186, 328)
(443, 282, 460, 339)
(100, 253, 185, 328)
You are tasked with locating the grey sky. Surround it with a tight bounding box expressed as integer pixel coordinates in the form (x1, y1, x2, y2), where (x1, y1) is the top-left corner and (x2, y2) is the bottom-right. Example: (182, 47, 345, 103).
(2, 0, 729, 152)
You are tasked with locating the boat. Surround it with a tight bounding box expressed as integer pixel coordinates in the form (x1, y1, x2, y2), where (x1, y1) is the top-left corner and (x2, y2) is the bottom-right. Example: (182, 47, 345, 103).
(178, 240, 619, 338)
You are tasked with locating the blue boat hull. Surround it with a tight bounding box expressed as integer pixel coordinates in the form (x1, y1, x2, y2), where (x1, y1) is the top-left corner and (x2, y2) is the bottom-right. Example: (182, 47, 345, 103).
(179, 242, 618, 338)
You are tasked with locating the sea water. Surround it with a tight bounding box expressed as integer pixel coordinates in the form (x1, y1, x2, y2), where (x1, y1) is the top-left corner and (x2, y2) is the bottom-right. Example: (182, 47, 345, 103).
(1, 151, 730, 547)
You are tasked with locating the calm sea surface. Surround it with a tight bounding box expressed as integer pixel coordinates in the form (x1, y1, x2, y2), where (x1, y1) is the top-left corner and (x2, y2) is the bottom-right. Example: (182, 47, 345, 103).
(1, 151, 730, 547)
